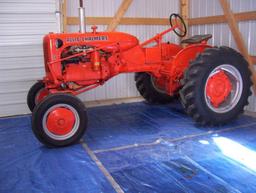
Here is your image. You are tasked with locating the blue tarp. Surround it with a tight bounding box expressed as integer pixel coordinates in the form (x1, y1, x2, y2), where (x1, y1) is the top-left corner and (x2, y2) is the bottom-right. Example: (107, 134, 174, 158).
(1, 101, 256, 193)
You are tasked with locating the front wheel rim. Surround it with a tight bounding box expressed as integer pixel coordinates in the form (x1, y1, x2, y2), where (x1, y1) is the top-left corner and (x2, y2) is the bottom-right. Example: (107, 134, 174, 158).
(35, 88, 49, 105)
(42, 104, 80, 140)
(204, 64, 243, 113)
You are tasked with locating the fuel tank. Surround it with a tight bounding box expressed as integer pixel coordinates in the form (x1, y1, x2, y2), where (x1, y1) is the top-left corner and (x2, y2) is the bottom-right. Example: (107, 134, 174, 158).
(44, 30, 139, 53)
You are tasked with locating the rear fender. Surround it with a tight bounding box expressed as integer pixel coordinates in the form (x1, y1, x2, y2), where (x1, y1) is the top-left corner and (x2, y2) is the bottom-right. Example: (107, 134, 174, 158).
(170, 44, 212, 80)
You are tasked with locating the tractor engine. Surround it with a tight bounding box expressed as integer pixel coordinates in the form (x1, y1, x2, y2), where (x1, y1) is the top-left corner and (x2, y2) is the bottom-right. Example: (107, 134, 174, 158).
(42, 29, 140, 90)
(61, 45, 109, 86)
(61, 45, 93, 65)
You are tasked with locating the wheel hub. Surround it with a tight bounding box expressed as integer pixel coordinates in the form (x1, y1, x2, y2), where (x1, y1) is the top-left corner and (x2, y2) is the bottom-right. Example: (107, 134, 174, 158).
(206, 70, 232, 108)
(46, 107, 75, 135)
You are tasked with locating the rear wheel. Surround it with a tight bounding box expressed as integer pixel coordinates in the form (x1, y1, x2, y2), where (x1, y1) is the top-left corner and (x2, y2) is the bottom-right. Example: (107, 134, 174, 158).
(27, 81, 49, 112)
(32, 93, 87, 147)
(179, 46, 252, 125)
(135, 72, 174, 104)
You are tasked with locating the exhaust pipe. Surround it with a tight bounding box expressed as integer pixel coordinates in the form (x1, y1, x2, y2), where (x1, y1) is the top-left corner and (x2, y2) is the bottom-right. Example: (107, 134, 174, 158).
(79, 0, 85, 33)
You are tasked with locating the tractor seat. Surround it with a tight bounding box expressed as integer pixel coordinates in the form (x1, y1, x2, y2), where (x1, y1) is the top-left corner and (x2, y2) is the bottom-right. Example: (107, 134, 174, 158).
(181, 34, 212, 44)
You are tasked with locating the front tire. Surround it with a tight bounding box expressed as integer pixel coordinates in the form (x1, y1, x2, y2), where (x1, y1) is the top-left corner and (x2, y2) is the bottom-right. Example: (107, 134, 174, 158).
(27, 81, 49, 112)
(32, 93, 88, 147)
(135, 72, 174, 104)
(179, 46, 252, 125)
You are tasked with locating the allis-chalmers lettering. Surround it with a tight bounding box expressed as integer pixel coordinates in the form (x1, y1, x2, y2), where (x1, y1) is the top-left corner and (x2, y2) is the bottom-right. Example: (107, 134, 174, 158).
(66, 36, 108, 42)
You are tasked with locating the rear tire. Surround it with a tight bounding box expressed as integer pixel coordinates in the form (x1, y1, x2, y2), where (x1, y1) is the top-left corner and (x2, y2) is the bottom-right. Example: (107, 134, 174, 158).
(32, 93, 88, 147)
(179, 46, 252, 125)
(135, 72, 174, 104)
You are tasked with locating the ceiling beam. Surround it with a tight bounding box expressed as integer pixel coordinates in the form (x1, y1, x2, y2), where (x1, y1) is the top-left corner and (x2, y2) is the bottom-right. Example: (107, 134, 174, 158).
(189, 11, 256, 25)
(106, 0, 133, 31)
(219, 0, 256, 91)
(180, 0, 189, 39)
(67, 17, 169, 26)
(61, 0, 68, 32)
(67, 11, 256, 26)
(67, 16, 184, 30)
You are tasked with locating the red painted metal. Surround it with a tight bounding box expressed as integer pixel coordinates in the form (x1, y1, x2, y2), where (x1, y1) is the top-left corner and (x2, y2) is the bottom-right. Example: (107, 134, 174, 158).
(36, 88, 49, 104)
(152, 76, 166, 91)
(46, 107, 75, 135)
(206, 70, 232, 108)
(42, 24, 212, 97)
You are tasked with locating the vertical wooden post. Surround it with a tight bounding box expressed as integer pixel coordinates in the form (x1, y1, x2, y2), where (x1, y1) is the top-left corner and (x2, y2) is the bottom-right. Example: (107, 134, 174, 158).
(106, 0, 133, 32)
(61, 0, 68, 32)
(180, 0, 189, 40)
(219, 0, 256, 91)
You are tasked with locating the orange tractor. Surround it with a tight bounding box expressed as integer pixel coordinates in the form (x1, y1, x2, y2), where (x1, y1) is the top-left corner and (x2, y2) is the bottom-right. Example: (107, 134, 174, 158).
(27, 3, 252, 147)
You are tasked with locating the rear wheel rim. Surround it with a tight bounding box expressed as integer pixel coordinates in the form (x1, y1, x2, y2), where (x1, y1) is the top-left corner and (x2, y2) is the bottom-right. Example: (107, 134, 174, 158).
(42, 104, 80, 140)
(204, 64, 243, 113)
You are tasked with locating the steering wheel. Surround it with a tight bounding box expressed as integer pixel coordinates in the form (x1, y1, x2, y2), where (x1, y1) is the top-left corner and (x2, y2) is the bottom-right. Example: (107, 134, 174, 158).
(169, 13, 187, 37)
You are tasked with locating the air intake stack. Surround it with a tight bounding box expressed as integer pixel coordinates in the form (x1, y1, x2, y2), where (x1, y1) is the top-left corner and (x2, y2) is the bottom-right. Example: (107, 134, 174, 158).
(79, 0, 85, 33)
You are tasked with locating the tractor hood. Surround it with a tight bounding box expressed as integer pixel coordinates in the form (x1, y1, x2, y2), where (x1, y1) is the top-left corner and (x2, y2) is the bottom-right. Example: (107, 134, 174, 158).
(44, 31, 139, 52)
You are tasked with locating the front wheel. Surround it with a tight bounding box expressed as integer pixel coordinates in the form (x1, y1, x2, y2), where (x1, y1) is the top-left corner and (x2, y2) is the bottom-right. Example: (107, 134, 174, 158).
(27, 81, 49, 112)
(32, 93, 88, 147)
(179, 46, 252, 125)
